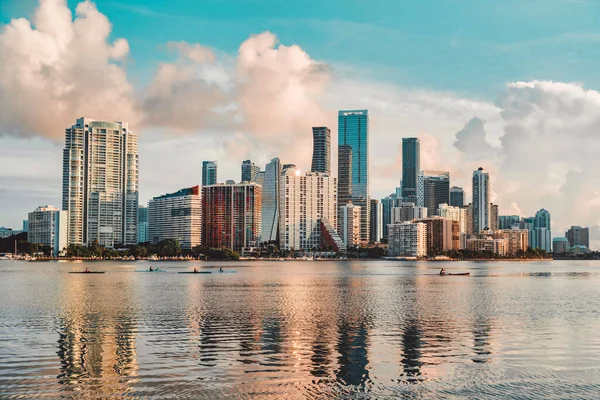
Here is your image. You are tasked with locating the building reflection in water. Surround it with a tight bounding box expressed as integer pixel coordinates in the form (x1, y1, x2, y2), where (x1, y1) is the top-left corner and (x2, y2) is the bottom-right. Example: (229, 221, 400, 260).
(401, 318, 423, 382)
(56, 270, 139, 396)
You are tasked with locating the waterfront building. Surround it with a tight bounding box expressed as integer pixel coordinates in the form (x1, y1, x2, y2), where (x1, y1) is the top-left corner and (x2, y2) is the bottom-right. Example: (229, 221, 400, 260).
(490, 203, 499, 232)
(137, 206, 148, 243)
(279, 167, 338, 252)
(438, 203, 467, 234)
(417, 170, 450, 213)
(202, 183, 261, 253)
(339, 202, 361, 248)
(450, 186, 465, 207)
(494, 229, 529, 256)
(260, 158, 281, 244)
(499, 215, 521, 230)
(241, 160, 260, 182)
(533, 209, 552, 252)
(401, 138, 420, 204)
(62, 118, 138, 247)
(27, 205, 68, 256)
(338, 110, 370, 243)
(381, 193, 402, 240)
(311, 127, 331, 176)
(387, 222, 427, 257)
(148, 186, 201, 250)
(202, 161, 218, 186)
(22, 220, 28, 232)
(0, 227, 18, 239)
(466, 232, 507, 256)
(391, 202, 427, 224)
(414, 217, 457, 254)
(369, 199, 383, 243)
(521, 217, 535, 248)
(552, 237, 569, 254)
(566, 226, 589, 248)
(465, 203, 473, 234)
(472, 167, 491, 233)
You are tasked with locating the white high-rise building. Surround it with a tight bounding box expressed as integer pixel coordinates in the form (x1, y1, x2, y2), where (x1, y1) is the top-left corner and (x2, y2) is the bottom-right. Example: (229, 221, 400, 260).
(472, 167, 491, 234)
(388, 222, 427, 257)
(437, 203, 467, 234)
(261, 158, 281, 244)
(339, 202, 361, 248)
(148, 186, 201, 250)
(27, 205, 68, 256)
(62, 118, 138, 247)
(279, 167, 337, 251)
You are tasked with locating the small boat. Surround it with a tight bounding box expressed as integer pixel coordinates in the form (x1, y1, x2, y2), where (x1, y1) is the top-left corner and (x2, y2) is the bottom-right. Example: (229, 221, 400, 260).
(135, 269, 165, 272)
(178, 271, 212, 274)
(69, 271, 105, 274)
(440, 272, 470, 276)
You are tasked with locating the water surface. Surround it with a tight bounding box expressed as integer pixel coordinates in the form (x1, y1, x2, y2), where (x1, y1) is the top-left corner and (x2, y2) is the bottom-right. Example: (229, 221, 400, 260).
(1, 260, 599, 398)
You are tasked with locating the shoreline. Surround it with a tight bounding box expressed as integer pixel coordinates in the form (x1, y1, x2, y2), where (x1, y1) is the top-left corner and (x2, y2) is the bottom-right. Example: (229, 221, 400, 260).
(5, 257, 560, 262)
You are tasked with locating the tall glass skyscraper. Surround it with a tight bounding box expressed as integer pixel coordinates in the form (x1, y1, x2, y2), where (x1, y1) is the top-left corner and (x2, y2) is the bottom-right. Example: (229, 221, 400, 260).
(417, 170, 450, 213)
(202, 161, 218, 186)
(402, 138, 420, 204)
(62, 117, 138, 247)
(472, 167, 490, 233)
(261, 158, 281, 243)
(338, 110, 370, 243)
(241, 159, 260, 182)
(311, 126, 331, 176)
(450, 186, 465, 207)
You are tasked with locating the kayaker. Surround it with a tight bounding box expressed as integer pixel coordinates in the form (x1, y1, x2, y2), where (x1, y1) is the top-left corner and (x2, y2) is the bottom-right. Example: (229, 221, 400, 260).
(194, 267, 198, 273)
(85, 267, 89, 273)
(219, 267, 223, 273)
(440, 268, 446, 276)
(149, 266, 154, 271)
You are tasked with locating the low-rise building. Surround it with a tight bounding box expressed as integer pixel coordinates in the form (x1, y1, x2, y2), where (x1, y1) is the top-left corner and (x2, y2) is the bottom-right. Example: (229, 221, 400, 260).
(552, 237, 569, 254)
(148, 186, 201, 250)
(414, 217, 457, 254)
(27, 205, 68, 256)
(388, 222, 427, 257)
(494, 229, 529, 256)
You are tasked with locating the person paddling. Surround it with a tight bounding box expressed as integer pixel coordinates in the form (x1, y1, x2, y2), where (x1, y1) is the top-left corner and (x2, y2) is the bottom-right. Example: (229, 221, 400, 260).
(85, 267, 90, 273)
(440, 268, 446, 276)
(194, 267, 198, 273)
(149, 266, 154, 271)
(219, 267, 224, 273)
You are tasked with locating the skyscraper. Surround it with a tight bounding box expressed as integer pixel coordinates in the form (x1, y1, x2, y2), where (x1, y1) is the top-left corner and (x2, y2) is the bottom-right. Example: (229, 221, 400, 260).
(401, 138, 420, 204)
(337, 145, 353, 223)
(202, 161, 218, 186)
(62, 117, 138, 247)
(381, 193, 401, 240)
(338, 110, 370, 243)
(202, 183, 262, 252)
(339, 202, 361, 248)
(279, 167, 338, 252)
(311, 126, 331, 176)
(450, 186, 465, 207)
(472, 167, 491, 233)
(148, 186, 201, 250)
(137, 205, 148, 243)
(369, 199, 383, 243)
(532, 208, 551, 251)
(241, 160, 261, 182)
(566, 226, 589, 248)
(417, 170, 450, 213)
(490, 203, 499, 231)
(261, 158, 281, 244)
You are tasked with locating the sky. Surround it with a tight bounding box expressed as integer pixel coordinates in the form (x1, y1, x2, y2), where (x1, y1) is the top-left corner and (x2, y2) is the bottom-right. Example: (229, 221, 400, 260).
(1, 0, 599, 248)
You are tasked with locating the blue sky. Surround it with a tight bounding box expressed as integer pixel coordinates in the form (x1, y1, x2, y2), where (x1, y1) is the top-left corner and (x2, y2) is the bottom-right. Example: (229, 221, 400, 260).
(3, 0, 600, 96)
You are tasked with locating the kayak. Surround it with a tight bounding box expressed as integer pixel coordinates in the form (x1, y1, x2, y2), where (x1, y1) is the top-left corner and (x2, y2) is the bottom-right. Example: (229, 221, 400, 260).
(440, 272, 470, 276)
(134, 269, 165, 272)
(178, 271, 212, 274)
(69, 271, 105, 274)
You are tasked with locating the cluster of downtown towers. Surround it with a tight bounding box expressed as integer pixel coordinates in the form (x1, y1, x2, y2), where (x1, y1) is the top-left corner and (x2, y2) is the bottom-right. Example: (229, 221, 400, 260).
(57, 112, 557, 255)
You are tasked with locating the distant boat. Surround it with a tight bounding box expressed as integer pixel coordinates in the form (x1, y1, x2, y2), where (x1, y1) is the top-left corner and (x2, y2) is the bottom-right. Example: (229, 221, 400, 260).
(69, 271, 105, 274)
(178, 271, 211, 274)
(135, 269, 166, 272)
(440, 272, 470, 276)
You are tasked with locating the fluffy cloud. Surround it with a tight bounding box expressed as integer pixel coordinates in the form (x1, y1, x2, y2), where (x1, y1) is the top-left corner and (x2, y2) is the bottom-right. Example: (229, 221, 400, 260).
(0, 0, 135, 138)
(453, 117, 497, 160)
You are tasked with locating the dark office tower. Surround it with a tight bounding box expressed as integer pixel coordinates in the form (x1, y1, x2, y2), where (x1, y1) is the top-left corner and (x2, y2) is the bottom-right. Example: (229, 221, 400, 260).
(241, 159, 260, 182)
(311, 127, 331, 176)
(338, 110, 370, 243)
(417, 170, 450, 213)
(202, 161, 217, 186)
(370, 199, 382, 243)
(566, 226, 589, 248)
(472, 167, 490, 233)
(401, 138, 420, 204)
(450, 186, 465, 207)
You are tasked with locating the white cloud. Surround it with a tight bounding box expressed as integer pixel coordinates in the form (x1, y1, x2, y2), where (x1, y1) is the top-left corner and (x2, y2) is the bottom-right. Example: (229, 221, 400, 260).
(0, 0, 136, 138)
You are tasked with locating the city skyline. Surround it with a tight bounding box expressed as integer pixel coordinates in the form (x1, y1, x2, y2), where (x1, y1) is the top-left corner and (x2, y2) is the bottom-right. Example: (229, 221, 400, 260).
(1, 0, 600, 249)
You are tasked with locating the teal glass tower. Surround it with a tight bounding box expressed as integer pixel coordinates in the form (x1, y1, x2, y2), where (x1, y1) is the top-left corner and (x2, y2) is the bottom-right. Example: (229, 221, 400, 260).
(338, 110, 370, 243)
